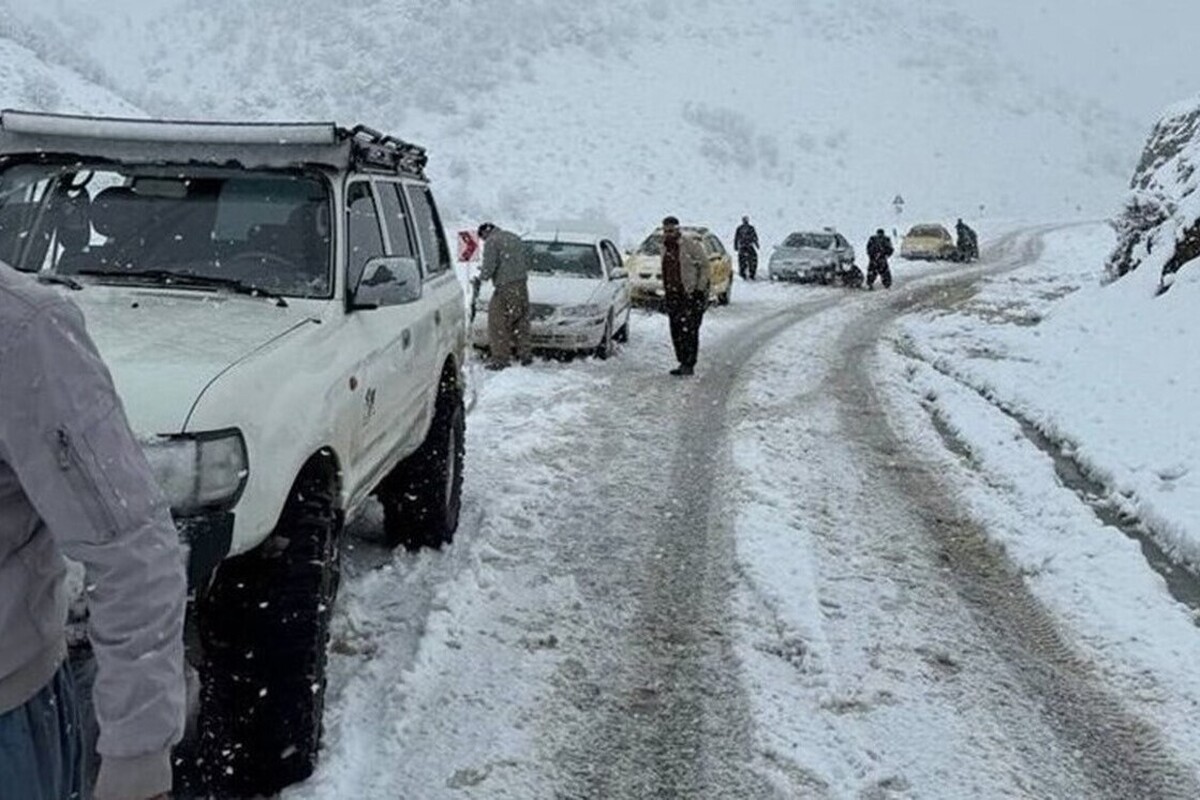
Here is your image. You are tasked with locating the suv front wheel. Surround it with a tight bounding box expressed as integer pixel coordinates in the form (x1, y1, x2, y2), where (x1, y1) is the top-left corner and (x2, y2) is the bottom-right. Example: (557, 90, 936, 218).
(194, 456, 342, 796)
(379, 370, 465, 550)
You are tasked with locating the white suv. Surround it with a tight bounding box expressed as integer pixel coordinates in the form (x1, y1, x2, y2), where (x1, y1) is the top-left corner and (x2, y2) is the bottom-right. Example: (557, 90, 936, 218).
(0, 111, 466, 795)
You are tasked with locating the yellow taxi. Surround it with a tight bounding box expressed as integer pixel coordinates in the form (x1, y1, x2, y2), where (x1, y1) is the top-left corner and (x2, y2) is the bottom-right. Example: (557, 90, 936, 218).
(900, 223, 958, 260)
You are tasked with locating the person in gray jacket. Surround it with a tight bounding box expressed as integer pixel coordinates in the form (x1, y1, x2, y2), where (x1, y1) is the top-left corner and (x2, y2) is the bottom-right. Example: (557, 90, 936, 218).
(0, 263, 186, 800)
(475, 222, 532, 370)
(660, 216, 711, 376)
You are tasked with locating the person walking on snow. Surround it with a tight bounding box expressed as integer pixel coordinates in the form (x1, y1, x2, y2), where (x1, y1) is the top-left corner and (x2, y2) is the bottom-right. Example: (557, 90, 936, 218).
(661, 216, 710, 376)
(734, 215, 759, 280)
(0, 262, 187, 800)
(866, 228, 894, 289)
(475, 222, 533, 370)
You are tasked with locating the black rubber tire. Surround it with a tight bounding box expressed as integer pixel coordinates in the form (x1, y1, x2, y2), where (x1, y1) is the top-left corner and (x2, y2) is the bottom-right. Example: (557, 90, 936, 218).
(614, 312, 630, 343)
(595, 314, 615, 360)
(379, 372, 465, 551)
(194, 462, 341, 797)
(718, 283, 732, 306)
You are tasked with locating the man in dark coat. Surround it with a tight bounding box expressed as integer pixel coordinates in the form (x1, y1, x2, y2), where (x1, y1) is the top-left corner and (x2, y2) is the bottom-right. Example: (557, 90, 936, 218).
(866, 228, 894, 289)
(955, 218, 978, 262)
(733, 215, 759, 280)
(661, 216, 710, 376)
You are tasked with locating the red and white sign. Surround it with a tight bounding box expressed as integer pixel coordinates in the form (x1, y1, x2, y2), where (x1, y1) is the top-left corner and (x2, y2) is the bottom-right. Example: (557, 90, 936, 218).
(457, 230, 480, 262)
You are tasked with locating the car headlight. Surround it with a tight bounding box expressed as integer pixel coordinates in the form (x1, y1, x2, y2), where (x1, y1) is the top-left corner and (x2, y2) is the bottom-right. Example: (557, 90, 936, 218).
(143, 429, 248, 516)
(561, 304, 603, 317)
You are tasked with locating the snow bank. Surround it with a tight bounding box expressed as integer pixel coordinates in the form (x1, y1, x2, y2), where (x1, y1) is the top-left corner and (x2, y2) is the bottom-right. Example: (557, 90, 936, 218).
(896, 224, 1200, 567)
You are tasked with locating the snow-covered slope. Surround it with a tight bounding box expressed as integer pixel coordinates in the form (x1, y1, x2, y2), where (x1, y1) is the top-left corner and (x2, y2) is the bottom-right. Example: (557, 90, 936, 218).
(2, 0, 1186, 249)
(0, 32, 140, 116)
(1108, 95, 1200, 285)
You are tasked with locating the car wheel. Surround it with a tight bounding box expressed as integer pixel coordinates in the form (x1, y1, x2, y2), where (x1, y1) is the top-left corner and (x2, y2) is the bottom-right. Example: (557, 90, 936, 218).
(595, 313, 615, 359)
(614, 311, 630, 343)
(195, 457, 341, 797)
(718, 281, 731, 305)
(379, 368, 466, 550)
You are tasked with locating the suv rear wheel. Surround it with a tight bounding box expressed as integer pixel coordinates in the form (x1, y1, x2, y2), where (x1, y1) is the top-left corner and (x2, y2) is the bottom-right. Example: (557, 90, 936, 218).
(194, 457, 341, 796)
(379, 370, 465, 550)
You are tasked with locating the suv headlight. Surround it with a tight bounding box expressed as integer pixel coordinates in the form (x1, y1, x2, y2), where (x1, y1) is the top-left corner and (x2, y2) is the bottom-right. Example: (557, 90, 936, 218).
(561, 304, 603, 318)
(144, 429, 248, 516)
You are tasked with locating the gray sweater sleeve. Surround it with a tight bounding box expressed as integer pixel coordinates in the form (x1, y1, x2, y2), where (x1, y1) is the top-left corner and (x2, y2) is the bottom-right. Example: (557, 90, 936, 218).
(0, 298, 185, 800)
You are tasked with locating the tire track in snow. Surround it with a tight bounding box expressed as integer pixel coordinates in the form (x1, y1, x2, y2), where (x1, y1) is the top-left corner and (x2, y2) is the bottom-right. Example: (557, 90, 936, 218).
(845, 229, 1200, 800)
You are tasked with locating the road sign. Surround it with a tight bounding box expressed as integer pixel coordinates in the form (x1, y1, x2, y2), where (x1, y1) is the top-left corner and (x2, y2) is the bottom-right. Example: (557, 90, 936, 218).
(457, 230, 480, 262)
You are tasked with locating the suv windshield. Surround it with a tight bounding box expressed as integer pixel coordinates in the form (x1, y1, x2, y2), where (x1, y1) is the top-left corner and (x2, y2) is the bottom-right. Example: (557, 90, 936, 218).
(908, 225, 946, 238)
(0, 162, 333, 298)
(527, 241, 602, 278)
(784, 233, 834, 249)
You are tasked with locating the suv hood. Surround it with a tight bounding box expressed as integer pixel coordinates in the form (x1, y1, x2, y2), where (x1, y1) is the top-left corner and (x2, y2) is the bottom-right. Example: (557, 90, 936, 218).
(72, 286, 317, 434)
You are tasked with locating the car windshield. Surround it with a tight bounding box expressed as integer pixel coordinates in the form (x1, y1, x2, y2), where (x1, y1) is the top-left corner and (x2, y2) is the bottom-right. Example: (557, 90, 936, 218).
(636, 234, 663, 256)
(0, 162, 333, 298)
(908, 225, 946, 238)
(783, 233, 835, 249)
(527, 241, 603, 278)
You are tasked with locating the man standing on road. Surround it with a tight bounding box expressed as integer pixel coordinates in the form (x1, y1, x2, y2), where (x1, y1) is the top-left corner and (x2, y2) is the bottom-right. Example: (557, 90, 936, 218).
(866, 228, 894, 290)
(955, 218, 978, 262)
(0, 264, 186, 800)
(661, 216, 710, 376)
(734, 215, 759, 280)
(475, 222, 532, 370)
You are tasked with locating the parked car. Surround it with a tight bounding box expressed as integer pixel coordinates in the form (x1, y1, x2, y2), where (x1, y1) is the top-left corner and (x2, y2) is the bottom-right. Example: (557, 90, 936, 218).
(900, 223, 958, 260)
(626, 225, 733, 305)
(767, 228, 855, 283)
(0, 110, 466, 796)
(471, 231, 631, 357)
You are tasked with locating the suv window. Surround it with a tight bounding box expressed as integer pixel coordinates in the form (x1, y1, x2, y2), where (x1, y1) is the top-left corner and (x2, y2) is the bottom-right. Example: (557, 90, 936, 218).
(404, 184, 451, 276)
(346, 180, 385, 289)
(376, 181, 415, 259)
(0, 163, 334, 297)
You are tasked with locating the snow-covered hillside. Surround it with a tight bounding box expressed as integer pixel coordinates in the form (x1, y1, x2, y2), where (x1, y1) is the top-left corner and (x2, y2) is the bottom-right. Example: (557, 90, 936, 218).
(1, 0, 1191, 248)
(0, 30, 139, 116)
(1108, 95, 1200, 285)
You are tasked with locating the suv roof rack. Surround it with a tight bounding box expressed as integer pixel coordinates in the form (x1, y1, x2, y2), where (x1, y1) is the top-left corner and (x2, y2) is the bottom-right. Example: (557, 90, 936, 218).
(0, 110, 429, 179)
(343, 124, 428, 178)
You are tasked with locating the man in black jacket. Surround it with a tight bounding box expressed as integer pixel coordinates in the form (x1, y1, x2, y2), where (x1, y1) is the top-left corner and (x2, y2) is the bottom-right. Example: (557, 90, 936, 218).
(734, 216, 759, 280)
(866, 229, 894, 289)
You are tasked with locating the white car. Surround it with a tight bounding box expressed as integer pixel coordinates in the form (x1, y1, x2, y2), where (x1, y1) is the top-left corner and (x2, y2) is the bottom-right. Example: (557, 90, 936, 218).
(0, 110, 466, 796)
(471, 231, 631, 357)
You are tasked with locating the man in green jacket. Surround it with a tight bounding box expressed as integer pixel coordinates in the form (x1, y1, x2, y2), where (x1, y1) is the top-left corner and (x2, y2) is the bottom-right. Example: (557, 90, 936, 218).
(476, 222, 532, 370)
(660, 216, 710, 376)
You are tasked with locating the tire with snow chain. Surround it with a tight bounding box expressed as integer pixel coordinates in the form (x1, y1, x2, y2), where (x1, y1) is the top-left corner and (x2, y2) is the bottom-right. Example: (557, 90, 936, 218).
(194, 460, 341, 797)
(379, 372, 465, 550)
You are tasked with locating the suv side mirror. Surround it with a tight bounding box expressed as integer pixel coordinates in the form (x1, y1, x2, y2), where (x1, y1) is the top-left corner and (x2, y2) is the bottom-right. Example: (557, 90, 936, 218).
(350, 256, 422, 310)
(610, 267, 628, 281)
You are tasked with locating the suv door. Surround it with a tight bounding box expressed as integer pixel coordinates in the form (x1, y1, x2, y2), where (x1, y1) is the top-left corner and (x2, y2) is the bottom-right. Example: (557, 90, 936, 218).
(402, 181, 462, 418)
(343, 178, 425, 482)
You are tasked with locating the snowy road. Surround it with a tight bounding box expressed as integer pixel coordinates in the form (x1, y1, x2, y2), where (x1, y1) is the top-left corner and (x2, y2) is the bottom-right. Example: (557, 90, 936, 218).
(283, 229, 1200, 800)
